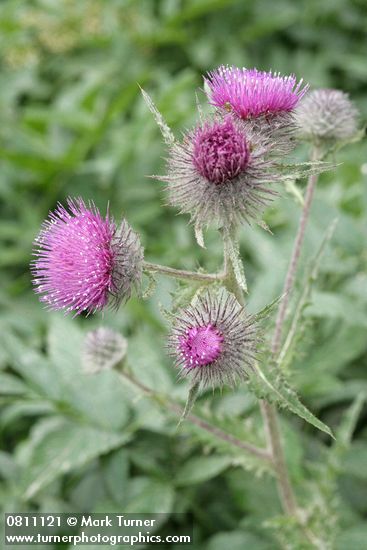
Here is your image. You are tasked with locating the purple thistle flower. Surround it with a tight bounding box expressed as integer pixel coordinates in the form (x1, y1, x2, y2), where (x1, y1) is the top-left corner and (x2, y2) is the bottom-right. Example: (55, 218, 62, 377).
(192, 118, 250, 184)
(295, 88, 359, 141)
(167, 290, 257, 389)
(158, 115, 281, 230)
(179, 324, 224, 367)
(31, 198, 143, 315)
(205, 66, 307, 120)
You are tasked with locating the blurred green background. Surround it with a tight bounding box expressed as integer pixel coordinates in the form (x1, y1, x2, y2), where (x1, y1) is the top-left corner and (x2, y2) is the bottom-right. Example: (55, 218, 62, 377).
(1, 1, 367, 548)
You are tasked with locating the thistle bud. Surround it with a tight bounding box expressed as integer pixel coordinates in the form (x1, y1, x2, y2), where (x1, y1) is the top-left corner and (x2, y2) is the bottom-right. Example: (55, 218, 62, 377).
(82, 327, 128, 374)
(295, 89, 359, 141)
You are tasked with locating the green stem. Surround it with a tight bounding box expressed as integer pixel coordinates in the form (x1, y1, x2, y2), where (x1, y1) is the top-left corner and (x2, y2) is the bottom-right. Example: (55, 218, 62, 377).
(260, 400, 298, 515)
(272, 145, 321, 357)
(118, 370, 270, 462)
(143, 261, 224, 283)
(221, 229, 299, 518)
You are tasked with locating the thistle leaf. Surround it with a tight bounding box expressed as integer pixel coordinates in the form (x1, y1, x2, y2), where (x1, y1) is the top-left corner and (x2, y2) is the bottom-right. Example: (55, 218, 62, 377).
(254, 295, 283, 323)
(180, 405, 271, 476)
(284, 179, 304, 206)
(224, 232, 248, 293)
(194, 223, 206, 248)
(329, 392, 366, 471)
(142, 271, 157, 300)
(249, 363, 334, 438)
(177, 382, 201, 428)
(140, 87, 174, 145)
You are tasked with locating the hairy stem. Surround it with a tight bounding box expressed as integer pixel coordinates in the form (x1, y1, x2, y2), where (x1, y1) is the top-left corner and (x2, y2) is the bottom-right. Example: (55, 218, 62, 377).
(260, 400, 298, 515)
(222, 230, 299, 518)
(143, 261, 224, 283)
(272, 146, 320, 357)
(118, 370, 270, 462)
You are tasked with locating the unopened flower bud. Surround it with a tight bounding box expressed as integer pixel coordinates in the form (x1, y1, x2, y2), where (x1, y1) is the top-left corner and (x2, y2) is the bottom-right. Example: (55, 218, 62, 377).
(82, 327, 128, 374)
(295, 89, 359, 141)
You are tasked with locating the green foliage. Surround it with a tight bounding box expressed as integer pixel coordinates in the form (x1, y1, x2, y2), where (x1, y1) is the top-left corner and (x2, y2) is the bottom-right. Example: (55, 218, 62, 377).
(0, 0, 366, 548)
(249, 363, 334, 438)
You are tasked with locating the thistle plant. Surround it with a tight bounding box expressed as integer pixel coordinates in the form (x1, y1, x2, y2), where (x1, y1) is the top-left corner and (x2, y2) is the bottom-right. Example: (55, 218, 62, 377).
(31, 66, 362, 547)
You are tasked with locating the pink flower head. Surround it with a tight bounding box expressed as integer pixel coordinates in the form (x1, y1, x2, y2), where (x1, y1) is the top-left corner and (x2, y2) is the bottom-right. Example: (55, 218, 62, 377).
(192, 118, 249, 184)
(31, 198, 143, 315)
(159, 115, 281, 230)
(179, 324, 224, 368)
(168, 290, 257, 389)
(205, 66, 308, 119)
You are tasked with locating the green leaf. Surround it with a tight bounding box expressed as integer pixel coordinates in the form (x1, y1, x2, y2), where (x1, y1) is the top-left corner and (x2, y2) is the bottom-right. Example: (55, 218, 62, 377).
(249, 363, 334, 438)
(177, 382, 201, 427)
(194, 222, 206, 248)
(335, 393, 365, 449)
(254, 295, 283, 323)
(20, 418, 131, 500)
(176, 455, 233, 486)
(180, 403, 270, 475)
(342, 442, 367, 480)
(47, 316, 131, 430)
(278, 218, 338, 369)
(336, 525, 367, 550)
(142, 271, 157, 300)
(305, 291, 367, 327)
(284, 179, 304, 206)
(102, 449, 130, 506)
(207, 531, 272, 550)
(0, 373, 31, 396)
(225, 232, 248, 293)
(140, 87, 174, 145)
(124, 477, 174, 513)
(0, 451, 18, 481)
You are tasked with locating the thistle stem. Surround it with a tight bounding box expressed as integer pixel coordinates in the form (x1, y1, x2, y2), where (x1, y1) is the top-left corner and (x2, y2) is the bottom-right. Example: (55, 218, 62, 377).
(118, 370, 270, 462)
(272, 145, 320, 357)
(221, 230, 299, 518)
(143, 261, 224, 283)
(260, 400, 298, 515)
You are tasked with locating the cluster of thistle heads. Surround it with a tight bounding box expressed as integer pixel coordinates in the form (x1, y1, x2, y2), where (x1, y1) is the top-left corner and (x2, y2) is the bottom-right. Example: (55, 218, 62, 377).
(31, 66, 359, 390)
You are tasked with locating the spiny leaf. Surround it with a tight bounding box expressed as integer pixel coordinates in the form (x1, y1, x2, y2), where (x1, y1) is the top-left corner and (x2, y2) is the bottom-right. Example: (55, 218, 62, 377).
(142, 271, 157, 300)
(224, 229, 247, 293)
(158, 301, 176, 323)
(328, 392, 366, 472)
(254, 295, 283, 323)
(322, 126, 366, 158)
(284, 179, 304, 206)
(278, 159, 335, 180)
(177, 382, 201, 428)
(194, 223, 206, 248)
(181, 405, 271, 475)
(249, 363, 334, 438)
(140, 87, 175, 145)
